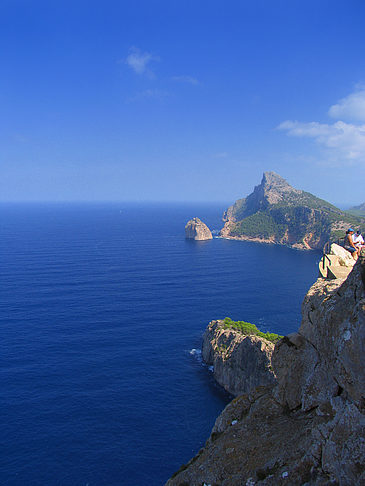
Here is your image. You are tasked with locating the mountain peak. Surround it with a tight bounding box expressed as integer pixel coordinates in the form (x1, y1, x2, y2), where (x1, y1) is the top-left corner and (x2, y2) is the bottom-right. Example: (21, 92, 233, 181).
(261, 171, 297, 195)
(262, 171, 287, 183)
(254, 172, 300, 206)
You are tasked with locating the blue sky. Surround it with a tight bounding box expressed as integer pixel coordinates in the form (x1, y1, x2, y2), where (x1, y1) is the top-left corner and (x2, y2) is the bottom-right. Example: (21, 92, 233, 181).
(1, 0, 365, 205)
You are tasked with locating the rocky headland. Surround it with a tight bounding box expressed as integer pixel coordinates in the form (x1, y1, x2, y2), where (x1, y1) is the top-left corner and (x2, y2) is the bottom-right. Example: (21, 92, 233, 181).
(166, 254, 365, 486)
(185, 217, 213, 240)
(202, 319, 279, 396)
(220, 172, 364, 250)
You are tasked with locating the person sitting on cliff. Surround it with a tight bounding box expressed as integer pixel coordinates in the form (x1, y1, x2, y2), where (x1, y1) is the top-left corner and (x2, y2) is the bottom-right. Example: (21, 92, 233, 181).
(344, 228, 360, 259)
(352, 230, 365, 250)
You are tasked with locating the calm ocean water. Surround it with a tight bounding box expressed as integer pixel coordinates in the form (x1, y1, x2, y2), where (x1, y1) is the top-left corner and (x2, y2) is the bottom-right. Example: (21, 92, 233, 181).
(0, 203, 320, 486)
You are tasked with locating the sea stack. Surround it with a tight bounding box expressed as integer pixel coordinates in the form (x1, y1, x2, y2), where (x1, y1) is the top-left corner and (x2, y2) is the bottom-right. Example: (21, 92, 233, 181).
(185, 217, 213, 240)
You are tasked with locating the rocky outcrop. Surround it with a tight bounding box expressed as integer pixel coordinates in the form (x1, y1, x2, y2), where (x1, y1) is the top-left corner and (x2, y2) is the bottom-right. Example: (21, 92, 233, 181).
(319, 243, 357, 279)
(202, 320, 276, 396)
(185, 217, 213, 240)
(329, 243, 357, 267)
(166, 256, 365, 486)
(220, 172, 364, 250)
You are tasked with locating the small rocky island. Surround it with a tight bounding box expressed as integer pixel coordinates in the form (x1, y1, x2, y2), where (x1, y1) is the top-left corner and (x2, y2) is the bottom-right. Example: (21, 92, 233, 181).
(166, 255, 365, 485)
(185, 217, 213, 240)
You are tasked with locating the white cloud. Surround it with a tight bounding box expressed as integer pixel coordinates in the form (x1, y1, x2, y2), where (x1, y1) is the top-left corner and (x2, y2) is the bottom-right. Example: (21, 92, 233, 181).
(125, 47, 159, 76)
(278, 87, 365, 164)
(171, 75, 200, 86)
(277, 120, 365, 161)
(328, 88, 365, 121)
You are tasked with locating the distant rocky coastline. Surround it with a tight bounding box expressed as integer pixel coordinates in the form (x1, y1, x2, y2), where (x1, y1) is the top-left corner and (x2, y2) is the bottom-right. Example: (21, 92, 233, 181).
(220, 171, 364, 250)
(185, 217, 213, 240)
(350, 201, 365, 212)
(166, 255, 365, 486)
(348, 202, 365, 217)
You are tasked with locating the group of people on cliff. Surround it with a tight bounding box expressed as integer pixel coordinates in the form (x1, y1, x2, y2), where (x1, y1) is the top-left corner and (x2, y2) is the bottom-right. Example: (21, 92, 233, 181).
(344, 228, 364, 259)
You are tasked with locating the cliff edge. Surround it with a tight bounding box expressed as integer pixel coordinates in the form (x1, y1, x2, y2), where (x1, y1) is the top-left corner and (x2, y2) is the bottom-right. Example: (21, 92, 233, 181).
(166, 255, 365, 485)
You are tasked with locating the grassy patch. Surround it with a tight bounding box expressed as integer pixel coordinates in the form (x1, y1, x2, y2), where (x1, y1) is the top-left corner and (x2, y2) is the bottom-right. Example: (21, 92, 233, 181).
(223, 317, 283, 343)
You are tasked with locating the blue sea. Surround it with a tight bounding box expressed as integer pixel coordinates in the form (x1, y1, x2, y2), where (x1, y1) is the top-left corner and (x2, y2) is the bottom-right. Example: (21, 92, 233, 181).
(0, 203, 320, 486)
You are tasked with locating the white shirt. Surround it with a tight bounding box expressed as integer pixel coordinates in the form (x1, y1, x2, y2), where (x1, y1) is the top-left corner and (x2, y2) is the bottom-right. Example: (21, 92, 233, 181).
(352, 233, 364, 245)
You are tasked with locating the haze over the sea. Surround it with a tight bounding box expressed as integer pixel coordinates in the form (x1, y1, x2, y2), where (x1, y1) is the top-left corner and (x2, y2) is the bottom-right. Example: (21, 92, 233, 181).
(1, 1, 365, 206)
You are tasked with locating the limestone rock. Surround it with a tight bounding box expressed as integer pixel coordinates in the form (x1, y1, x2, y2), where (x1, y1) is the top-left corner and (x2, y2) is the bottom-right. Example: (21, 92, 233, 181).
(166, 389, 335, 486)
(273, 255, 365, 411)
(185, 217, 213, 240)
(329, 242, 356, 267)
(202, 320, 276, 396)
(166, 256, 365, 486)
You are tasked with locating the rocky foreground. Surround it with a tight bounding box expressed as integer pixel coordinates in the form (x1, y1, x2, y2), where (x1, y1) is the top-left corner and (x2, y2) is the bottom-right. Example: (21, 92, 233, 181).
(166, 256, 365, 485)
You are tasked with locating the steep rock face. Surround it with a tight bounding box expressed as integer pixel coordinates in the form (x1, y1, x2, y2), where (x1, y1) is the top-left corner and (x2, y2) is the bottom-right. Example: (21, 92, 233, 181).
(273, 258, 365, 412)
(220, 172, 363, 250)
(185, 217, 213, 240)
(202, 320, 276, 396)
(166, 256, 365, 486)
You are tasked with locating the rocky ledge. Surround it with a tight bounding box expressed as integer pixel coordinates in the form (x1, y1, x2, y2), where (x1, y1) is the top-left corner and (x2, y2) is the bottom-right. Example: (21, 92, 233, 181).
(202, 319, 278, 396)
(166, 256, 365, 485)
(185, 217, 213, 240)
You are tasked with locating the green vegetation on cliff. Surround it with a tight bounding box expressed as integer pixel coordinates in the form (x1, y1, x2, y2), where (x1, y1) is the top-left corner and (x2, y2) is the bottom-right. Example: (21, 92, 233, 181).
(230, 205, 361, 242)
(223, 317, 283, 343)
(230, 211, 286, 239)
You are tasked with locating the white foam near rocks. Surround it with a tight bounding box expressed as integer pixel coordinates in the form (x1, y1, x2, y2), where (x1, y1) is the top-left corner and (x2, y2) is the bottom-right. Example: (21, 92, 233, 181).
(189, 348, 203, 364)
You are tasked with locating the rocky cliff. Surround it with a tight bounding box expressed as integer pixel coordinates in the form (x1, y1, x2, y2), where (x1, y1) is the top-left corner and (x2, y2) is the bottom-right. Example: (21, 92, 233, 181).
(166, 255, 365, 486)
(202, 319, 278, 396)
(185, 218, 213, 241)
(220, 172, 363, 250)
